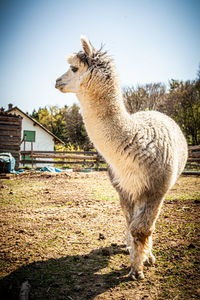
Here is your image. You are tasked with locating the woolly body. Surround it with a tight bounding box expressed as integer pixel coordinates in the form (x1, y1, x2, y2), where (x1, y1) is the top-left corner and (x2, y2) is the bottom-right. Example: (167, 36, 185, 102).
(55, 36, 188, 279)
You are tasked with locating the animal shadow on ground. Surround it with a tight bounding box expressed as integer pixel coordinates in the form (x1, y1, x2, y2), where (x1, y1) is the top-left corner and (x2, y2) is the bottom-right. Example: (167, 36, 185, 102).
(0, 245, 132, 300)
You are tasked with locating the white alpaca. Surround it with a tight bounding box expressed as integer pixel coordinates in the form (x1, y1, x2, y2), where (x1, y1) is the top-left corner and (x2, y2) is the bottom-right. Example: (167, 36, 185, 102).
(55, 36, 188, 279)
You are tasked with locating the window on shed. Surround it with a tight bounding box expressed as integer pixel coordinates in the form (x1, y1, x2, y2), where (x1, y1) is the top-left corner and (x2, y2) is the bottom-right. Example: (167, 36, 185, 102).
(23, 130, 36, 142)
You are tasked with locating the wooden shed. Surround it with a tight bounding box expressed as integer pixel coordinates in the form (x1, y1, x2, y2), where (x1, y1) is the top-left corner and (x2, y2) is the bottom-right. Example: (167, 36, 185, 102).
(7, 104, 64, 167)
(0, 111, 22, 169)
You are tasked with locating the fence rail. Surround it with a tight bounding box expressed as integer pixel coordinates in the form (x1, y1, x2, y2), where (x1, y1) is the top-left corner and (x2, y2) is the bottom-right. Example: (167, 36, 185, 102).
(188, 146, 200, 159)
(20, 145, 200, 170)
(20, 150, 104, 168)
(185, 146, 200, 174)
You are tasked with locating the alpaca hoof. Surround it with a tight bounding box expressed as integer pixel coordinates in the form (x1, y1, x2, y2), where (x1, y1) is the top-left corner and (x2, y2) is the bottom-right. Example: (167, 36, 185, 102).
(126, 246, 131, 254)
(144, 253, 156, 266)
(128, 268, 144, 280)
(144, 258, 151, 266)
(149, 254, 156, 265)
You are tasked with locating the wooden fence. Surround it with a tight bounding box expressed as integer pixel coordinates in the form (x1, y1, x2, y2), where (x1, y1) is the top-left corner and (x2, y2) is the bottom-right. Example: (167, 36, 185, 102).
(184, 145, 200, 174)
(20, 145, 200, 171)
(20, 150, 104, 168)
(187, 145, 200, 162)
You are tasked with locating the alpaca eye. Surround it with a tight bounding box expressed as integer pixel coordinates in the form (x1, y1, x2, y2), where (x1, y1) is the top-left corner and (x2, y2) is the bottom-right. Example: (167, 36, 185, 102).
(71, 66, 78, 73)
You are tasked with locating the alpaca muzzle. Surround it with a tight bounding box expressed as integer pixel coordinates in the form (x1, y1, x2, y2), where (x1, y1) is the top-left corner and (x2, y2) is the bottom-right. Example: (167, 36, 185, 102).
(55, 78, 63, 89)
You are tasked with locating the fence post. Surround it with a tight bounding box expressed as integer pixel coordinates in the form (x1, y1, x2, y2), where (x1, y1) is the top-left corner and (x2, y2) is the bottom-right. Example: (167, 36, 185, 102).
(31, 142, 33, 168)
(96, 154, 100, 170)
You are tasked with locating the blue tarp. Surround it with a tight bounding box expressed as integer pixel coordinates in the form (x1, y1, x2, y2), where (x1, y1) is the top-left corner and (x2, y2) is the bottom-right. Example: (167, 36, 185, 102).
(40, 166, 63, 173)
(0, 153, 16, 173)
(40, 166, 74, 172)
(0, 153, 24, 174)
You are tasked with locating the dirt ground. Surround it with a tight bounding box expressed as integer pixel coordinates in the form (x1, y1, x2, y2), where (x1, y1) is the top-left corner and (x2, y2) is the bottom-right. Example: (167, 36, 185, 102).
(0, 171, 199, 300)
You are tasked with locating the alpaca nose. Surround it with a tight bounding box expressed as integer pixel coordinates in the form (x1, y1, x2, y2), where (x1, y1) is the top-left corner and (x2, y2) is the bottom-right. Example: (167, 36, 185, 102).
(55, 78, 62, 88)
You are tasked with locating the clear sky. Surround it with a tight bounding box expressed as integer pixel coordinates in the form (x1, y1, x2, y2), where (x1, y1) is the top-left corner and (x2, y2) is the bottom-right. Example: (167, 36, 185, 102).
(0, 0, 200, 113)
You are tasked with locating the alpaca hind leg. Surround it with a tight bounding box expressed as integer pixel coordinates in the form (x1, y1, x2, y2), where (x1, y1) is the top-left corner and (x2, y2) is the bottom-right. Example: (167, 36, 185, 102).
(148, 235, 154, 261)
(144, 235, 156, 266)
(119, 192, 134, 251)
(126, 229, 132, 252)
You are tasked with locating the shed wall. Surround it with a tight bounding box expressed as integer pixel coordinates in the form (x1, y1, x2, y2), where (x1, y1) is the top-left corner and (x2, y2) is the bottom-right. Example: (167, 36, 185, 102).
(0, 112, 22, 169)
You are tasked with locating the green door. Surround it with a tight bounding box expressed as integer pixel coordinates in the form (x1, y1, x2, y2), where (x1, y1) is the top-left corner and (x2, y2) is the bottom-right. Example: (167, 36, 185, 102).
(23, 130, 36, 142)
(23, 130, 36, 161)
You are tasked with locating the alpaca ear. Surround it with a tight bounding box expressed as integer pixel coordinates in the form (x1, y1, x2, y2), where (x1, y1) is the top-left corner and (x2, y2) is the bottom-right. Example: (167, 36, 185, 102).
(66, 54, 75, 64)
(81, 35, 94, 57)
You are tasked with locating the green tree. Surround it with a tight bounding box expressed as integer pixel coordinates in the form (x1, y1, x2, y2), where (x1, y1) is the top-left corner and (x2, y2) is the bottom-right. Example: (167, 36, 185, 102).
(123, 76, 200, 145)
(167, 79, 200, 145)
(31, 104, 92, 149)
(31, 109, 39, 120)
(31, 105, 68, 142)
(64, 103, 92, 150)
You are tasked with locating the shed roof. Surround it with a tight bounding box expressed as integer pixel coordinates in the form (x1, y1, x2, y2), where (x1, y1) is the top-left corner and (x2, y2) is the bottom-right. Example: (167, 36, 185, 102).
(7, 106, 64, 144)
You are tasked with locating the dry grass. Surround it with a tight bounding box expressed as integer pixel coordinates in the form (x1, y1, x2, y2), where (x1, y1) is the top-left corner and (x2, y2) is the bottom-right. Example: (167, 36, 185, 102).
(0, 171, 200, 299)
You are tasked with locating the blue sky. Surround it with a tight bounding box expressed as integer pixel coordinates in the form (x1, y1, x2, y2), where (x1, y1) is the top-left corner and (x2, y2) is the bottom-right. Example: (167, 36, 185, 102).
(0, 0, 200, 113)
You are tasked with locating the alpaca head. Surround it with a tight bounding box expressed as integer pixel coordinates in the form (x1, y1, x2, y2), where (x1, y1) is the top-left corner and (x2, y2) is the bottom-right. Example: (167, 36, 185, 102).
(55, 36, 116, 95)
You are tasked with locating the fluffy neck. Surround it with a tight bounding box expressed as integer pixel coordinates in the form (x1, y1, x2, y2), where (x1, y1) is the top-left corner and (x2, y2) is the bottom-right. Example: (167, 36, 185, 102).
(76, 73, 133, 161)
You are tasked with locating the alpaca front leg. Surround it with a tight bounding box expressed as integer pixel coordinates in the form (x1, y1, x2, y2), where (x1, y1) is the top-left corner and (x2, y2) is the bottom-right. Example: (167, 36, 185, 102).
(128, 197, 163, 279)
(127, 233, 155, 271)
(127, 227, 155, 266)
(128, 233, 151, 280)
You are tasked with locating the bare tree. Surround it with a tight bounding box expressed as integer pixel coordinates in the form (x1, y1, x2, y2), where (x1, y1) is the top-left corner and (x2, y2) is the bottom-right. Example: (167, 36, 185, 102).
(123, 83, 166, 114)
